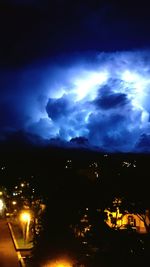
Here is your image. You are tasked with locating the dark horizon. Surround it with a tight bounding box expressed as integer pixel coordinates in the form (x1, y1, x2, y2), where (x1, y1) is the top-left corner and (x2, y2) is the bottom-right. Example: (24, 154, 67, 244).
(1, 138, 149, 201)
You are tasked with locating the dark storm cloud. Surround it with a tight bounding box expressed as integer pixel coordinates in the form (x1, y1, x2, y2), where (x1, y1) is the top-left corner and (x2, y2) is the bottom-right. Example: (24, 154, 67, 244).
(2, 50, 150, 152)
(87, 112, 133, 152)
(95, 87, 128, 109)
(70, 137, 89, 146)
(46, 97, 71, 120)
(136, 134, 150, 152)
(0, 67, 47, 135)
(1, 0, 150, 152)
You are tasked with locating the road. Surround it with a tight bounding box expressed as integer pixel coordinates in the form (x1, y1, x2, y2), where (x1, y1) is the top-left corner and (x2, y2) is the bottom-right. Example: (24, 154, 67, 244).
(0, 219, 20, 267)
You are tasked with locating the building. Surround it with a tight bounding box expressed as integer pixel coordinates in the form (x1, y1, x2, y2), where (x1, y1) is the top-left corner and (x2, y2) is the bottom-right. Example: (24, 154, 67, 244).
(105, 208, 150, 234)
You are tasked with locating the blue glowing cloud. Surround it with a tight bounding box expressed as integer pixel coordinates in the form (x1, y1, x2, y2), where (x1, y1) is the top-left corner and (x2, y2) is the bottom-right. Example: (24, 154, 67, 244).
(1, 50, 150, 152)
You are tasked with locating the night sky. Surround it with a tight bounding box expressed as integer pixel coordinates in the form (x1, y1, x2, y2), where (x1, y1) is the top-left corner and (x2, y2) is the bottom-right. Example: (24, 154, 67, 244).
(1, 0, 150, 153)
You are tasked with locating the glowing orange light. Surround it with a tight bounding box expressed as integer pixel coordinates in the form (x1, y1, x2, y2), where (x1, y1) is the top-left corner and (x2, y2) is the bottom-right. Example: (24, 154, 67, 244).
(43, 258, 73, 267)
(20, 211, 31, 223)
(0, 199, 4, 211)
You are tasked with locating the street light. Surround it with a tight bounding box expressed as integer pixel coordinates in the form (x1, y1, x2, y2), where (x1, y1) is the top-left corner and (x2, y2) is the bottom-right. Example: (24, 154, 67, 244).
(0, 198, 6, 218)
(0, 199, 4, 211)
(20, 211, 31, 243)
(20, 211, 31, 223)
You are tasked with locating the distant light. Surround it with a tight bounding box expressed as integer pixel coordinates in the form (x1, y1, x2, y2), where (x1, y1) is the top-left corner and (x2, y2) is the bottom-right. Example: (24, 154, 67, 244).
(21, 183, 25, 187)
(0, 191, 3, 196)
(0, 199, 4, 211)
(95, 171, 99, 178)
(1, 166, 5, 170)
(94, 162, 98, 167)
(122, 161, 131, 167)
(12, 201, 17, 205)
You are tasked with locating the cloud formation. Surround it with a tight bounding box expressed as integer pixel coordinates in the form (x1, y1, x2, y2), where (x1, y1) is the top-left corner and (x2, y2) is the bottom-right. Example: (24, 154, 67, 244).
(1, 50, 150, 152)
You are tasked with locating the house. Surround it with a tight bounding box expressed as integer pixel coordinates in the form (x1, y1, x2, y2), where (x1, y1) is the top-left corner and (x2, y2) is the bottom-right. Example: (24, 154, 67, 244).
(105, 208, 150, 234)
